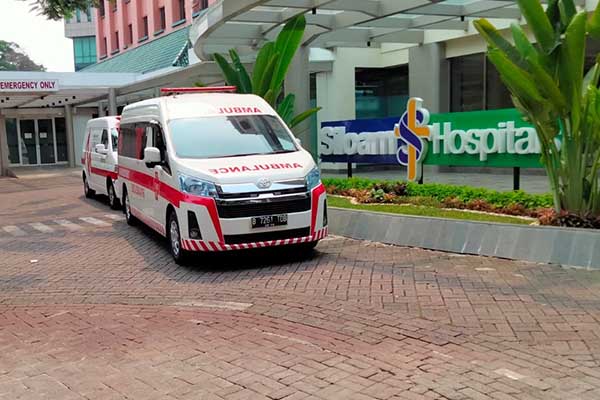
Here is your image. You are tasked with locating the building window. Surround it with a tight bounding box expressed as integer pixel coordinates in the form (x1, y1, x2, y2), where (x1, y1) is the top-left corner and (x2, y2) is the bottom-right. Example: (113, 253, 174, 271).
(75, 9, 81, 23)
(450, 53, 512, 112)
(142, 16, 149, 38)
(99, 1, 105, 17)
(55, 118, 68, 162)
(112, 1, 117, 12)
(159, 7, 166, 31)
(114, 31, 119, 51)
(102, 36, 107, 56)
(74, 36, 97, 70)
(176, 0, 186, 22)
(6, 119, 19, 164)
(128, 24, 133, 45)
(85, 6, 92, 22)
(450, 54, 484, 112)
(192, 0, 208, 15)
(355, 65, 410, 119)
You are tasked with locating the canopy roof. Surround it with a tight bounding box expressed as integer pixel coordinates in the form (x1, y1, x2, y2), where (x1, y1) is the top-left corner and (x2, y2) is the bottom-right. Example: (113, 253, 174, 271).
(0, 72, 138, 110)
(191, 0, 583, 58)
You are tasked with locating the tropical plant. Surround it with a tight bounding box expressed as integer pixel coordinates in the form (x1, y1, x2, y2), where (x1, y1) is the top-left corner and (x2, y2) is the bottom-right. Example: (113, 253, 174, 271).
(0, 41, 45, 71)
(473, 0, 600, 217)
(25, 0, 102, 20)
(211, 15, 321, 128)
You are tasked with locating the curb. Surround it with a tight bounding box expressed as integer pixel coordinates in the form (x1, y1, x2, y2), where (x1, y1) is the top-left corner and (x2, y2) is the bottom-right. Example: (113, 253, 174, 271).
(328, 207, 600, 269)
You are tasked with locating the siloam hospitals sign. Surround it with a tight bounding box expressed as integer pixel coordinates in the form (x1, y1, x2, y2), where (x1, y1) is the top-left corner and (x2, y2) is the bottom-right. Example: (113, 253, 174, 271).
(320, 99, 545, 181)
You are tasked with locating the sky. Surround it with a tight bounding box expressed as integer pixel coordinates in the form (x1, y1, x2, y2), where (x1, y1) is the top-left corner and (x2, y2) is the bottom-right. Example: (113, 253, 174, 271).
(0, 0, 74, 72)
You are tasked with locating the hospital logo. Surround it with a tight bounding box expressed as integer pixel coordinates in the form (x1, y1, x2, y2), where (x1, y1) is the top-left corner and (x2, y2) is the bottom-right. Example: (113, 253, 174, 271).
(395, 98, 430, 182)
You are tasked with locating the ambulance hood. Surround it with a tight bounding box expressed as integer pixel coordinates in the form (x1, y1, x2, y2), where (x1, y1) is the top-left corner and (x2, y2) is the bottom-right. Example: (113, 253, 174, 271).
(175, 149, 316, 185)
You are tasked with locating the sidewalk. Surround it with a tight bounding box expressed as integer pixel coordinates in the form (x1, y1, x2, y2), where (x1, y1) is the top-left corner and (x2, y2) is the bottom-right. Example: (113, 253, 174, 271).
(9, 165, 81, 180)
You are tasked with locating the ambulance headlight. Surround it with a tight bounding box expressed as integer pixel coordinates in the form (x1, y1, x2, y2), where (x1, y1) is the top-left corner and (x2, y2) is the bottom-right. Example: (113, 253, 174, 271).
(305, 167, 321, 191)
(179, 174, 218, 198)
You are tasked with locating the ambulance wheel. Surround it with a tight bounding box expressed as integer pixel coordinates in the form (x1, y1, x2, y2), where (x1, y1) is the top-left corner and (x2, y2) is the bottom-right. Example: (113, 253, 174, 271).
(167, 211, 189, 264)
(297, 241, 319, 252)
(123, 189, 137, 226)
(83, 173, 95, 198)
(107, 180, 121, 210)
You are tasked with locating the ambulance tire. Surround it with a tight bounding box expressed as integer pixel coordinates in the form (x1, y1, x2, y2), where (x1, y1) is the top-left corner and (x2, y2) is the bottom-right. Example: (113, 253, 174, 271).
(167, 211, 189, 264)
(297, 241, 319, 252)
(123, 189, 138, 226)
(107, 180, 121, 210)
(83, 173, 95, 198)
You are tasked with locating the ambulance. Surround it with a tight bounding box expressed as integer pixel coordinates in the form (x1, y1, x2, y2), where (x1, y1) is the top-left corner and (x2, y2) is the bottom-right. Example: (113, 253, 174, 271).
(81, 116, 121, 209)
(117, 87, 327, 263)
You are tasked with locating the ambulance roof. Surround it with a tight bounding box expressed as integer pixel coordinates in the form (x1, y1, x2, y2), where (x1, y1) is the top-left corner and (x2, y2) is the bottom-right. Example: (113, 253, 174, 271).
(87, 116, 120, 127)
(122, 93, 277, 121)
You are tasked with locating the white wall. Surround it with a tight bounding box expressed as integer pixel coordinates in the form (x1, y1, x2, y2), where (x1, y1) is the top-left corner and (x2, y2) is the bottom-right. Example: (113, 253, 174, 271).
(73, 108, 96, 166)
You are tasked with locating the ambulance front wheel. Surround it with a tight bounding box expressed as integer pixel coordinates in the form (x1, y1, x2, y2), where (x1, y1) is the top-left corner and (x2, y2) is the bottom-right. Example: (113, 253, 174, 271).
(297, 241, 319, 252)
(83, 173, 95, 198)
(167, 210, 190, 264)
(123, 189, 137, 226)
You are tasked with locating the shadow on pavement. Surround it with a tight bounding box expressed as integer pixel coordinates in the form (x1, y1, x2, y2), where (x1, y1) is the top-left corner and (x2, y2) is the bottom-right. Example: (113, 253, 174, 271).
(115, 217, 322, 280)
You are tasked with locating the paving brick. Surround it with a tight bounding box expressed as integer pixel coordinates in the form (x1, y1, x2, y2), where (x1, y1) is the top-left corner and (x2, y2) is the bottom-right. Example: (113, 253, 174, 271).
(0, 173, 599, 399)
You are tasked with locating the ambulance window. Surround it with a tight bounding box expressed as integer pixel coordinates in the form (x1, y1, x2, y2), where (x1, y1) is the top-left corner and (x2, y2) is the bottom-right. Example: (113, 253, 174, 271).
(153, 125, 166, 160)
(152, 124, 170, 173)
(110, 128, 118, 150)
(118, 123, 136, 158)
(169, 115, 298, 159)
(100, 129, 108, 149)
(136, 125, 149, 160)
(117, 123, 147, 160)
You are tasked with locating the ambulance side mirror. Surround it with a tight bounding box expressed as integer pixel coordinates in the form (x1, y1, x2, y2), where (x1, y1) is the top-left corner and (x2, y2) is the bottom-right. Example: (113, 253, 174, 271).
(143, 147, 161, 167)
(95, 143, 108, 155)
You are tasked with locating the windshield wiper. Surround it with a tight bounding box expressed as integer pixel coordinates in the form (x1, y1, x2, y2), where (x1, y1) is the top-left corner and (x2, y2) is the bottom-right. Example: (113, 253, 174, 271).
(272, 150, 296, 154)
(221, 150, 296, 158)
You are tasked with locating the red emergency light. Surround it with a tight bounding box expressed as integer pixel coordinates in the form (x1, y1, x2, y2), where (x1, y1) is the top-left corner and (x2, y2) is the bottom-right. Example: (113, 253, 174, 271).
(160, 86, 237, 96)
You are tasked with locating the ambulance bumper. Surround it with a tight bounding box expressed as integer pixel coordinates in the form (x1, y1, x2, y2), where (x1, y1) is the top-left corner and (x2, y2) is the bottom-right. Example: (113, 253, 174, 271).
(178, 184, 328, 252)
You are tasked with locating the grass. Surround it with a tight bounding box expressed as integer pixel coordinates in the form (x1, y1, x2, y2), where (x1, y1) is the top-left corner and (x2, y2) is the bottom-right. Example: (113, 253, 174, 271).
(327, 196, 533, 225)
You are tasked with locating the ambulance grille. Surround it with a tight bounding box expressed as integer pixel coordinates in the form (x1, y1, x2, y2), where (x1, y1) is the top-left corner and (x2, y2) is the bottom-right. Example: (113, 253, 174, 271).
(216, 196, 311, 219)
(224, 227, 311, 245)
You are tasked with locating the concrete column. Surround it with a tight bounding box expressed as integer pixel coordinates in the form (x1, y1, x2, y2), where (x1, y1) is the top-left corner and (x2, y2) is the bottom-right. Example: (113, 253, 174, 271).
(285, 46, 313, 156)
(108, 88, 118, 116)
(98, 101, 106, 117)
(409, 43, 449, 113)
(315, 48, 357, 170)
(65, 105, 76, 168)
(316, 48, 357, 125)
(0, 114, 9, 176)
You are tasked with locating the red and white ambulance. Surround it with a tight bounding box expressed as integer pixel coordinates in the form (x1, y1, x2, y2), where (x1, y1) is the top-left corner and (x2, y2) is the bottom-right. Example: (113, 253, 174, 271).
(81, 116, 121, 209)
(117, 87, 327, 263)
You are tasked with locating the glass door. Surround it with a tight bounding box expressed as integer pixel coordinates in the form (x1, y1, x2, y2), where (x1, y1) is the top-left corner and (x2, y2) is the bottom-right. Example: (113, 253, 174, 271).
(19, 120, 37, 165)
(37, 119, 56, 164)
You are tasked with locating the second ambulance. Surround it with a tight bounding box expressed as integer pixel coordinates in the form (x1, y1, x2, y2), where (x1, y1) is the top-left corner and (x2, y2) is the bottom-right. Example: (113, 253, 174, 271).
(117, 88, 327, 263)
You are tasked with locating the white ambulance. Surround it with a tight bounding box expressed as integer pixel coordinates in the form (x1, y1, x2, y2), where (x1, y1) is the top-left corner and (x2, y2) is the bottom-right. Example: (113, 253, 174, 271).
(81, 116, 121, 209)
(117, 87, 327, 263)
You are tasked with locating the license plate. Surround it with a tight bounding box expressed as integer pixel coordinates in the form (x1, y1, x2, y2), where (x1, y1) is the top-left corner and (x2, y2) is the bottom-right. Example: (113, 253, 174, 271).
(251, 214, 288, 228)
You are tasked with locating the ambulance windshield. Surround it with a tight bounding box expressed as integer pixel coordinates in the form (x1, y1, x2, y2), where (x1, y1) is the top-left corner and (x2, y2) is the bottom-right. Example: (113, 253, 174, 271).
(169, 114, 299, 159)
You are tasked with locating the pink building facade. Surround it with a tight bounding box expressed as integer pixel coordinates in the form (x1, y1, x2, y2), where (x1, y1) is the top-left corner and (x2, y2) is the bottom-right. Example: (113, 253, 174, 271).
(95, 0, 213, 61)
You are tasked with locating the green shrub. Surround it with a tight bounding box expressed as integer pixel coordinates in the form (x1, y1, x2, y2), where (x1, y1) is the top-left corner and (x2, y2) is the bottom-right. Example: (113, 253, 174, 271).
(322, 178, 554, 210)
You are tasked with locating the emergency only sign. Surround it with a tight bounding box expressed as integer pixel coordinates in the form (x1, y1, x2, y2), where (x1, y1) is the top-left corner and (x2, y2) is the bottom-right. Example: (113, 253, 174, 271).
(0, 79, 59, 92)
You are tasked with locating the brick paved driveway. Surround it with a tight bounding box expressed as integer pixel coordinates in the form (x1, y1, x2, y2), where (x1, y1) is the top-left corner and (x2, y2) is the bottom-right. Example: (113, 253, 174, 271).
(1, 171, 600, 399)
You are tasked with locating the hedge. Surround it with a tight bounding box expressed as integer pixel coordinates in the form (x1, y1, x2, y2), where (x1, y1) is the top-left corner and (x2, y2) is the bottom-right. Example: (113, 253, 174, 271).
(322, 177, 554, 210)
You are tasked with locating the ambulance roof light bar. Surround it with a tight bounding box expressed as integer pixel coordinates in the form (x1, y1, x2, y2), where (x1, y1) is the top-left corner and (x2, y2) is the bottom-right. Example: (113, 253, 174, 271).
(160, 86, 237, 96)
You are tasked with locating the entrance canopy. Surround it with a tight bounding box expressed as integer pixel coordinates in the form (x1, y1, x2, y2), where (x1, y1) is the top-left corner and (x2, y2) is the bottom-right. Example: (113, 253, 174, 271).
(191, 0, 578, 59)
(0, 71, 138, 111)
